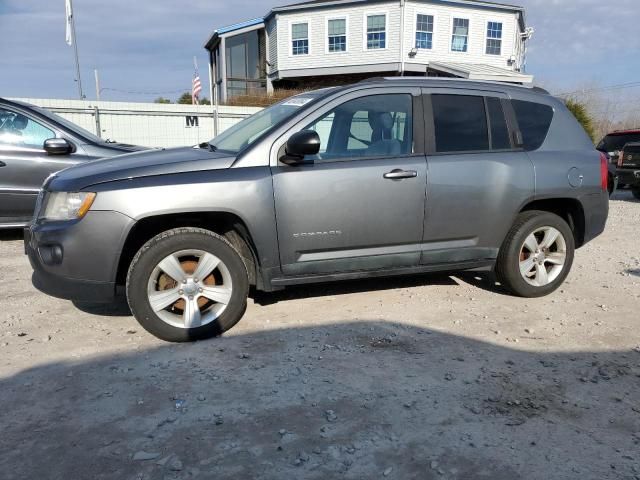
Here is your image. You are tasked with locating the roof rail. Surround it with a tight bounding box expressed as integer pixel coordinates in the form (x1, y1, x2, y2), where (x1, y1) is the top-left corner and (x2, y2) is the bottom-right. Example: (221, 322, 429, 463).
(356, 77, 547, 92)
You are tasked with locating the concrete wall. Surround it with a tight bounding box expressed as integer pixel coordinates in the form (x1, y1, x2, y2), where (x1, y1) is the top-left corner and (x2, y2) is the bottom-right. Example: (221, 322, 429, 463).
(10, 98, 262, 148)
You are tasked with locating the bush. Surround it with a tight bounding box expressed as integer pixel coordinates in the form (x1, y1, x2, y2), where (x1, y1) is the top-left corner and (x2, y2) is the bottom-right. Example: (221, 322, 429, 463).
(565, 98, 596, 143)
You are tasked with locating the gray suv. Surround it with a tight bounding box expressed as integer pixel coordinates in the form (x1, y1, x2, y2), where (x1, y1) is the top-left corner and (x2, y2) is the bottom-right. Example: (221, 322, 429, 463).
(25, 79, 609, 342)
(0, 98, 145, 228)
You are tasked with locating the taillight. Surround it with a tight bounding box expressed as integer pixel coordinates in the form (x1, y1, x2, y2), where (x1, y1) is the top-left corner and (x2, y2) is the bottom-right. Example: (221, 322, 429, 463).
(600, 152, 608, 191)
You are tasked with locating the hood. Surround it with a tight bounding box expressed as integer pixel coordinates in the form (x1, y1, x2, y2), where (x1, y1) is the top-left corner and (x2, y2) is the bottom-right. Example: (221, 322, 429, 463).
(49, 146, 236, 192)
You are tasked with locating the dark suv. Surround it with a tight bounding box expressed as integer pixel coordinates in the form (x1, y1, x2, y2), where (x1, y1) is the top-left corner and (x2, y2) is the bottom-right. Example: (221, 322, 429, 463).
(0, 98, 145, 228)
(597, 129, 640, 198)
(25, 79, 609, 342)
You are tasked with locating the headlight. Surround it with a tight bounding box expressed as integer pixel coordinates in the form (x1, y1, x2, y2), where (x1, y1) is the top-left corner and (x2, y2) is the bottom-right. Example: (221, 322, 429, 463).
(40, 192, 97, 221)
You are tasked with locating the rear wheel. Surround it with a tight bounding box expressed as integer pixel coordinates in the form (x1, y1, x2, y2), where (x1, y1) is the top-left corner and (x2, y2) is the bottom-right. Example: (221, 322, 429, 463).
(496, 211, 575, 298)
(126, 228, 249, 342)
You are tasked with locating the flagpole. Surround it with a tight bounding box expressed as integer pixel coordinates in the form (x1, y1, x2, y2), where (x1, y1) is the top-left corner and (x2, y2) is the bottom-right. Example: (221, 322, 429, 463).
(70, 0, 84, 99)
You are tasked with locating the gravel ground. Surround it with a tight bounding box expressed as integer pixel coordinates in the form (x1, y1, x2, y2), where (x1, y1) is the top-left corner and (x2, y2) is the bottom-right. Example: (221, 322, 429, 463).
(0, 192, 639, 480)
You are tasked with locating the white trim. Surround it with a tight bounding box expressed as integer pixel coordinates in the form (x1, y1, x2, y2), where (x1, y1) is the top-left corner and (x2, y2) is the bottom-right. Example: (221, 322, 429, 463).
(219, 22, 265, 40)
(483, 20, 503, 57)
(449, 15, 471, 54)
(288, 19, 311, 58)
(413, 10, 437, 52)
(362, 11, 389, 52)
(325, 15, 349, 54)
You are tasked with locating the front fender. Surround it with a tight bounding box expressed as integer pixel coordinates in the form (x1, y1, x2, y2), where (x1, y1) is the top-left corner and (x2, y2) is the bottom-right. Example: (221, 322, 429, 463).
(89, 167, 280, 270)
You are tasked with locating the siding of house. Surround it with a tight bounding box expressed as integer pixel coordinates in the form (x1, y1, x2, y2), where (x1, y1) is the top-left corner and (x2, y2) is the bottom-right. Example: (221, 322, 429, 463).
(266, 17, 279, 74)
(403, 2, 520, 69)
(273, 0, 523, 77)
(276, 1, 403, 74)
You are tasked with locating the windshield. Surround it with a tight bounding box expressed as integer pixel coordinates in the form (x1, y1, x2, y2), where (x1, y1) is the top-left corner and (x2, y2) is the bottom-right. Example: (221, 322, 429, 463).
(597, 133, 640, 153)
(33, 106, 105, 144)
(209, 94, 323, 154)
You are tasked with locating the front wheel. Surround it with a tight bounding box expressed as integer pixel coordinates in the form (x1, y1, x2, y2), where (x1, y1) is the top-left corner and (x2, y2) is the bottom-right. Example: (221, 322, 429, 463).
(126, 228, 249, 342)
(496, 211, 575, 298)
(632, 188, 640, 200)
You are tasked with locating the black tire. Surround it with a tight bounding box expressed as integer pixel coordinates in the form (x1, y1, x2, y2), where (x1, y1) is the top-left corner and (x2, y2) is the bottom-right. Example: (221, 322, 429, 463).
(632, 188, 640, 201)
(126, 227, 249, 342)
(495, 211, 575, 298)
(608, 173, 615, 197)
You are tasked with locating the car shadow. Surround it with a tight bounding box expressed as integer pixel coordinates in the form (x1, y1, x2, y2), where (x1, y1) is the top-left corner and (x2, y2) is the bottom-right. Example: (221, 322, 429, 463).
(73, 270, 508, 315)
(73, 298, 132, 317)
(611, 189, 640, 203)
(0, 228, 24, 241)
(0, 321, 638, 479)
(252, 270, 508, 306)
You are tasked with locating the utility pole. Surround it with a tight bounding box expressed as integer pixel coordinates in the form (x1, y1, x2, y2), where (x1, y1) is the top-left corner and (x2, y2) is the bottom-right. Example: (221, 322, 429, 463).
(94, 69, 101, 101)
(66, 0, 84, 99)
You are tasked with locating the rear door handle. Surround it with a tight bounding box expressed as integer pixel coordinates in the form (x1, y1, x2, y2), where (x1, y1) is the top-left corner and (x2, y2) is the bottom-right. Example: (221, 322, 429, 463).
(384, 169, 417, 180)
(0, 161, 6, 167)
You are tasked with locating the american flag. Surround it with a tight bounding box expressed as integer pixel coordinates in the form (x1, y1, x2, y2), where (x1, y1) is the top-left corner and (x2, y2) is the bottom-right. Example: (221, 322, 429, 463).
(192, 69, 202, 105)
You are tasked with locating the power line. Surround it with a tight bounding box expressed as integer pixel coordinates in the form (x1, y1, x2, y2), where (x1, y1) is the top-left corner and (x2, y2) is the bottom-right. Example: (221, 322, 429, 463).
(556, 81, 640, 97)
(99, 87, 189, 96)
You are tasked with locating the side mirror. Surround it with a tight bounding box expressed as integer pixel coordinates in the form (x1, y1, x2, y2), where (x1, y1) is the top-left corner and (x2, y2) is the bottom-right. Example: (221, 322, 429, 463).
(280, 130, 320, 166)
(44, 138, 72, 156)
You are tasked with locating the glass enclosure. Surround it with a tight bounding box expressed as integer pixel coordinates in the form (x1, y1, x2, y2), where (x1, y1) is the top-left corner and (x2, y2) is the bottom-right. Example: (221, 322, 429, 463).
(224, 29, 267, 98)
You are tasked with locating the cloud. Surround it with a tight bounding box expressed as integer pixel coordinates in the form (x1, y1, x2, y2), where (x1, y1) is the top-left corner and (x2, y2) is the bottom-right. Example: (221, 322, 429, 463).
(0, 0, 638, 100)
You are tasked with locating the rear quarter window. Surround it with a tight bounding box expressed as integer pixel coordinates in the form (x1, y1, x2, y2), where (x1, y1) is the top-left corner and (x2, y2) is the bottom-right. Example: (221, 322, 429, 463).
(511, 100, 554, 151)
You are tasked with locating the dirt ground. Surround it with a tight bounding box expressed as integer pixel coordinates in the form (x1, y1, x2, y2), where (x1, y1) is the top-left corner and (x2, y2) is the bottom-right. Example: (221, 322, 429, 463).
(0, 192, 639, 480)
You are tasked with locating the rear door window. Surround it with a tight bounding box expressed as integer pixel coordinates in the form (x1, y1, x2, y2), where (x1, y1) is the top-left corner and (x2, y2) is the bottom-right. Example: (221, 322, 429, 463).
(432, 95, 489, 153)
(511, 100, 554, 151)
(486, 97, 511, 150)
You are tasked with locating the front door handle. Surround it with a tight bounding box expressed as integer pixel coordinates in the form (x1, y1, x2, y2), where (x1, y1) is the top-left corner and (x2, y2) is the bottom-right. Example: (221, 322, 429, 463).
(0, 161, 6, 167)
(384, 169, 417, 180)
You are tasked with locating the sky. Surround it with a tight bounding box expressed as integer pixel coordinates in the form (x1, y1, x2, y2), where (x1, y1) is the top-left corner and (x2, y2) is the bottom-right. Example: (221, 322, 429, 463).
(0, 0, 638, 104)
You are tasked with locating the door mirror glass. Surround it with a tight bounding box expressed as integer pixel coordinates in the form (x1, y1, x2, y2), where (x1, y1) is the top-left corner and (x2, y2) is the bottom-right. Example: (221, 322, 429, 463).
(281, 130, 320, 165)
(44, 138, 72, 156)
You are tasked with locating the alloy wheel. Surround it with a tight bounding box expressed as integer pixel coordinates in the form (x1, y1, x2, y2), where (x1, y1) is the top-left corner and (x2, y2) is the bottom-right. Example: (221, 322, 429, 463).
(146, 249, 233, 329)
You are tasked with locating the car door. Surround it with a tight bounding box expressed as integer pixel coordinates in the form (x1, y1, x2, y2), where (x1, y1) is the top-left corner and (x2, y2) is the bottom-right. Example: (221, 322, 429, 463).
(421, 90, 534, 265)
(0, 107, 77, 223)
(271, 89, 427, 277)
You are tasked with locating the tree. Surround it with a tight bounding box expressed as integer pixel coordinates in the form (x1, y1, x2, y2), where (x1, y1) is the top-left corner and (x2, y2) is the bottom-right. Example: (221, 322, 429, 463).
(176, 92, 210, 105)
(176, 92, 193, 105)
(565, 98, 596, 143)
(153, 97, 171, 104)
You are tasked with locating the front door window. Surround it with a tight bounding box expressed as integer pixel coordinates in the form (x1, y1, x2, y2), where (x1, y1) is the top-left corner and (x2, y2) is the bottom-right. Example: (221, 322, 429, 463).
(0, 108, 54, 149)
(303, 94, 413, 161)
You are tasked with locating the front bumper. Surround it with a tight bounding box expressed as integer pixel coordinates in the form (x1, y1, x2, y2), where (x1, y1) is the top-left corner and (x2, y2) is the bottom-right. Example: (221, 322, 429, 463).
(25, 210, 134, 303)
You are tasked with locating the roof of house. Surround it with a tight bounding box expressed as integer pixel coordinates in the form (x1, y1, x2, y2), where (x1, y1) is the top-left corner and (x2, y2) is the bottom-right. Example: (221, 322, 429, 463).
(277, 0, 523, 10)
(429, 61, 533, 84)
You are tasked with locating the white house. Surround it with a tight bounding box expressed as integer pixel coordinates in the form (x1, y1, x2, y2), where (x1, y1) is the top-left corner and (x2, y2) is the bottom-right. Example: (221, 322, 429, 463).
(204, 0, 534, 103)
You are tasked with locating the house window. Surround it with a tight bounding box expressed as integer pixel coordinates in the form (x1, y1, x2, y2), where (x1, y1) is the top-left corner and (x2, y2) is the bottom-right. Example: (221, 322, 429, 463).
(292, 23, 309, 55)
(486, 21, 503, 55)
(328, 18, 347, 52)
(451, 18, 469, 52)
(415, 14, 434, 49)
(366, 14, 386, 49)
